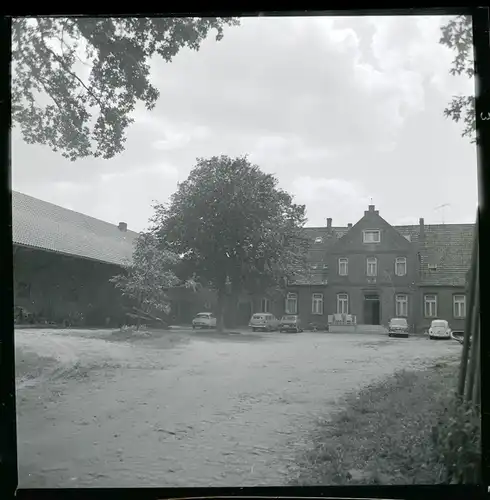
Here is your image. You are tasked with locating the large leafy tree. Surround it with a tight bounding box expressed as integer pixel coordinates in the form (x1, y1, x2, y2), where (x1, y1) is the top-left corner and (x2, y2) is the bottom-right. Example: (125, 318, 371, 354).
(110, 232, 196, 329)
(151, 155, 309, 332)
(440, 15, 476, 143)
(12, 17, 239, 160)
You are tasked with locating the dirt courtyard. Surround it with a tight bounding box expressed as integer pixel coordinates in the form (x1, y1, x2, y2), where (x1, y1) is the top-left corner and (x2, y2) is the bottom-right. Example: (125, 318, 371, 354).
(15, 327, 461, 488)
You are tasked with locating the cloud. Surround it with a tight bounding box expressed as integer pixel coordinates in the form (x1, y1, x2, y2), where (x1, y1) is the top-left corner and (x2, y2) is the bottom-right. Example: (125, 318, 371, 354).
(147, 16, 429, 154)
(291, 176, 373, 226)
(11, 15, 478, 230)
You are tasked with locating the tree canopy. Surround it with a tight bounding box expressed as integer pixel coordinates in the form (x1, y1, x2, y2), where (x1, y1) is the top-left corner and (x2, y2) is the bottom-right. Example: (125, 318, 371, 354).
(440, 15, 475, 143)
(12, 17, 239, 160)
(151, 155, 309, 331)
(110, 232, 196, 328)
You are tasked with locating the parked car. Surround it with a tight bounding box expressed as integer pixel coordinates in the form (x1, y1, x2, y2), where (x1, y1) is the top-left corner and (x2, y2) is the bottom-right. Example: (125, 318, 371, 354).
(428, 319, 451, 340)
(192, 312, 216, 329)
(249, 313, 279, 332)
(388, 317, 409, 338)
(279, 315, 303, 333)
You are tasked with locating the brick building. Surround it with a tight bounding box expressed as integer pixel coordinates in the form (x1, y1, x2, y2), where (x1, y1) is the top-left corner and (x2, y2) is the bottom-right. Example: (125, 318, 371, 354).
(280, 205, 474, 332)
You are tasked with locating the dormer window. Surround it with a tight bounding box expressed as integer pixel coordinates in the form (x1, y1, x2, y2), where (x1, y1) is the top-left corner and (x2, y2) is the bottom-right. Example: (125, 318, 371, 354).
(363, 229, 380, 243)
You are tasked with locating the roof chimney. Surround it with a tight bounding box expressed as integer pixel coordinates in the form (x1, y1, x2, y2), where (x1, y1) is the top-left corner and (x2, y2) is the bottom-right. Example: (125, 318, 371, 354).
(327, 218, 332, 229)
(419, 218, 425, 239)
(118, 222, 127, 232)
(347, 223, 352, 229)
(365, 204, 376, 216)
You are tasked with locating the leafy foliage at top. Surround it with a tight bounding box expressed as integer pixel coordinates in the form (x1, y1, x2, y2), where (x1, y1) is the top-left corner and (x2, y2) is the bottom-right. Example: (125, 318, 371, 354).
(12, 17, 239, 160)
(151, 155, 309, 298)
(440, 15, 476, 143)
(110, 232, 196, 316)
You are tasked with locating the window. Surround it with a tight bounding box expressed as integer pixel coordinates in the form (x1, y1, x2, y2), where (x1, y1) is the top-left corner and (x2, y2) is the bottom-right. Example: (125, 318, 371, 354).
(285, 293, 298, 315)
(337, 293, 349, 314)
(453, 295, 466, 318)
(366, 257, 377, 276)
(363, 230, 380, 243)
(395, 257, 407, 276)
(428, 264, 438, 271)
(338, 258, 348, 276)
(323, 264, 329, 269)
(261, 297, 270, 313)
(312, 293, 324, 315)
(395, 294, 408, 317)
(424, 294, 437, 318)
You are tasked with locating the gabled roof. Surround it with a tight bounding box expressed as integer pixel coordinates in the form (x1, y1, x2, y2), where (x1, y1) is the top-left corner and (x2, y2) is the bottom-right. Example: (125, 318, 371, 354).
(12, 191, 139, 266)
(297, 220, 475, 287)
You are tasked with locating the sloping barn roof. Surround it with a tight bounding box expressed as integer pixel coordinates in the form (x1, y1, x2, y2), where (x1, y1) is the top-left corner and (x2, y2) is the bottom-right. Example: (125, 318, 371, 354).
(12, 191, 139, 266)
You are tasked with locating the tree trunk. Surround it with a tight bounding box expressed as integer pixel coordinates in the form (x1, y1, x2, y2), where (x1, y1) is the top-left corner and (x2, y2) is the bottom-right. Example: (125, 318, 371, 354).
(228, 293, 240, 329)
(216, 288, 225, 333)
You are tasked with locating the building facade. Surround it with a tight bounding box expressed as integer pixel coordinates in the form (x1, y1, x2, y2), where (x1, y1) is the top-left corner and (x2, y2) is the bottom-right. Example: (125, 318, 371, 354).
(281, 205, 474, 332)
(12, 191, 474, 332)
(12, 191, 219, 327)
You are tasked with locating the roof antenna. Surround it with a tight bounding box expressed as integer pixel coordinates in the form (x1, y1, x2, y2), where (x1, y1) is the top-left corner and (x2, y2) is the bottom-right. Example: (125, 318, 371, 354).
(434, 203, 450, 225)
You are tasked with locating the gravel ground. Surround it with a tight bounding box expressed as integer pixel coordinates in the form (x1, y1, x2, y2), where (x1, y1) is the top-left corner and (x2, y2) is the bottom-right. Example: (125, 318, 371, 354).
(15, 327, 461, 488)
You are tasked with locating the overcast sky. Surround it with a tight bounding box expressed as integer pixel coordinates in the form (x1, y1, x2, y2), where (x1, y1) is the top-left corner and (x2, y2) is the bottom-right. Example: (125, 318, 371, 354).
(12, 15, 477, 232)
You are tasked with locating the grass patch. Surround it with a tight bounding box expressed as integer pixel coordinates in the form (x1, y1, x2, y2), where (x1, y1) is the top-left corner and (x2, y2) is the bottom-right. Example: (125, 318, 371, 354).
(291, 356, 480, 485)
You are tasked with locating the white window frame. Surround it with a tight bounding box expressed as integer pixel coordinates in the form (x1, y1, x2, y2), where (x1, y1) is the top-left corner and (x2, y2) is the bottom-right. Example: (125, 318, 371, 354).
(453, 295, 466, 319)
(337, 293, 349, 314)
(424, 294, 438, 318)
(395, 257, 407, 276)
(366, 257, 377, 277)
(338, 258, 348, 276)
(285, 292, 298, 315)
(312, 293, 324, 315)
(261, 297, 270, 313)
(363, 229, 381, 243)
(395, 294, 408, 317)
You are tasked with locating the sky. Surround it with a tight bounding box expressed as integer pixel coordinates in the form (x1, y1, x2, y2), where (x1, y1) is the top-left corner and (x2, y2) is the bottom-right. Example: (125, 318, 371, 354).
(12, 15, 478, 232)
